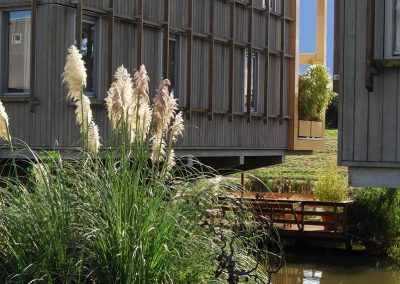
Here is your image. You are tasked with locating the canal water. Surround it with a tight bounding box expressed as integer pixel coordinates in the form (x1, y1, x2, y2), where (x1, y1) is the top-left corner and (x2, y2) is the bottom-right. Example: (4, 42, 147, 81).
(271, 248, 400, 284)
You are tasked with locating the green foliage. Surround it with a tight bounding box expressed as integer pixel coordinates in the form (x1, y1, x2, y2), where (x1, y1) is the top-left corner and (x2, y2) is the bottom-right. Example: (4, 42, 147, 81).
(326, 93, 339, 129)
(313, 162, 349, 202)
(298, 64, 336, 121)
(349, 188, 400, 257)
(0, 150, 271, 283)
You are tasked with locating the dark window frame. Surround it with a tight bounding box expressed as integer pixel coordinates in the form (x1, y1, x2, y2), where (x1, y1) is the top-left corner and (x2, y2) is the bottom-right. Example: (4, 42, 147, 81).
(168, 34, 181, 103)
(269, 0, 277, 12)
(385, 0, 400, 58)
(0, 9, 32, 96)
(78, 14, 101, 99)
(244, 49, 259, 113)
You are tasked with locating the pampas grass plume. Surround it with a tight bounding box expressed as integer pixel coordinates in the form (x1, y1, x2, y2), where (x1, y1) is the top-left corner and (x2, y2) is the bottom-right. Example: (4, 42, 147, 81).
(0, 100, 9, 141)
(105, 82, 123, 131)
(88, 120, 101, 153)
(134, 65, 150, 102)
(75, 95, 93, 134)
(170, 112, 184, 143)
(62, 45, 87, 102)
(33, 162, 49, 187)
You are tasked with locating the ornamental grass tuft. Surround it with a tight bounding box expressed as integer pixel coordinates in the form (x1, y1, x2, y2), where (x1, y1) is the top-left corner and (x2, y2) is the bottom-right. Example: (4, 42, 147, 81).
(0, 46, 272, 283)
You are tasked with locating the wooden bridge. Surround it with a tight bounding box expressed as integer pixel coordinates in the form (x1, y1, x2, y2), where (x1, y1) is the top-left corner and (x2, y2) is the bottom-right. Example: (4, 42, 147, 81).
(219, 191, 353, 246)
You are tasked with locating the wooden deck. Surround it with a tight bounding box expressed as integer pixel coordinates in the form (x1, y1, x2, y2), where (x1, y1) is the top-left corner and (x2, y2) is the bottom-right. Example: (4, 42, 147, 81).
(220, 192, 353, 242)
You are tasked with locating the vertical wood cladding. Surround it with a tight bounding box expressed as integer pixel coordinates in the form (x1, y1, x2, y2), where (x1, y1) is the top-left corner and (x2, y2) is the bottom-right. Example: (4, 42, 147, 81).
(339, 0, 400, 167)
(0, 0, 294, 152)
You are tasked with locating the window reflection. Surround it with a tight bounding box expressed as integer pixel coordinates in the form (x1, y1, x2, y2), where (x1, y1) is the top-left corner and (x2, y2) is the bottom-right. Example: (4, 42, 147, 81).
(395, 0, 400, 54)
(81, 20, 95, 94)
(168, 38, 177, 96)
(7, 10, 31, 94)
(244, 50, 258, 112)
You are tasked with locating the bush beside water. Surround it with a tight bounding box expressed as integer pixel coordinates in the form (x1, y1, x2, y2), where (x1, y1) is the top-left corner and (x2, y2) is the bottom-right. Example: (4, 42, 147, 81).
(349, 188, 400, 259)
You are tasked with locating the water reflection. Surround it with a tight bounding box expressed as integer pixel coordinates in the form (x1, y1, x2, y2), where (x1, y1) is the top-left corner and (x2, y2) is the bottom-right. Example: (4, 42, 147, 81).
(272, 249, 400, 284)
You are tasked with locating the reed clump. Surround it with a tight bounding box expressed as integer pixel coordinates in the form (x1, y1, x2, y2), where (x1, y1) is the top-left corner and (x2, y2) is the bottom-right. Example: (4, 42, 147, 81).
(0, 46, 271, 283)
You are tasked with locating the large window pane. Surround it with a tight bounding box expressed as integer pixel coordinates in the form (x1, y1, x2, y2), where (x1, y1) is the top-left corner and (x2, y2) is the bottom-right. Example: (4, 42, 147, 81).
(244, 51, 258, 112)
(81, 20, 95, 94)
(7, 10, 31, 93)
(168, 38, 177, 95)
(395, 0, 400, 54)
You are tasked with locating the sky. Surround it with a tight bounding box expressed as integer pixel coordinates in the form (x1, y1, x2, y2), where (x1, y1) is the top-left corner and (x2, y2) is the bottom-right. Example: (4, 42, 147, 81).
(300, 0, 334, 74)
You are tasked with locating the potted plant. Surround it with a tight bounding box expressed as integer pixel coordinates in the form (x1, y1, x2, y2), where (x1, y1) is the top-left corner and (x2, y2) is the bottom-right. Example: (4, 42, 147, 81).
(298, 64, 336, 138)
(313, 162, 349, 230)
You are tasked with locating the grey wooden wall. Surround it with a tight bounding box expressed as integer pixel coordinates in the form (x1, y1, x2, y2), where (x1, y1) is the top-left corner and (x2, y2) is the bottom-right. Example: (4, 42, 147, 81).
(339, 0, 400, 168)
(0, 0, 294, 154)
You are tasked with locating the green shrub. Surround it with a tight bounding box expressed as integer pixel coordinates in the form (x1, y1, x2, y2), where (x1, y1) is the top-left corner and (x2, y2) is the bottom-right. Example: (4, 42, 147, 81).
(298, 64, 336, 121)
(313, 162, 349, 202)
(326, 93, 339, 129)
(349, 188, 400, 256)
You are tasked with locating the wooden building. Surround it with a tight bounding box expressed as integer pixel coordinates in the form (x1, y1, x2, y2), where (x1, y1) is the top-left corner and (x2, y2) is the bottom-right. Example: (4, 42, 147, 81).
(337, 0, 400, 187)
(0, 0, 320, 171)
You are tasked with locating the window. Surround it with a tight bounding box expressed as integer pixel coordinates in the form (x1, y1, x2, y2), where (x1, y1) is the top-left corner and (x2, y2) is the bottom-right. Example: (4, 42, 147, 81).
(395, 0, 400, 54)
(385, 0, 400, 58)
(2, 10, 32, 94)
(244, 50, 259, 113)
(81, 19, 96, 95)
(269, 0, 277, 12)
(168, 36, 180, 101)
(12, 34, 22, 44)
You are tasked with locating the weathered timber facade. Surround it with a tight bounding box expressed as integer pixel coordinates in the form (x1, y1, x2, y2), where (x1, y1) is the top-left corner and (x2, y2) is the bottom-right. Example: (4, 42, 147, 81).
(337, 0, 400, 187)
(0, 0, 303, 170)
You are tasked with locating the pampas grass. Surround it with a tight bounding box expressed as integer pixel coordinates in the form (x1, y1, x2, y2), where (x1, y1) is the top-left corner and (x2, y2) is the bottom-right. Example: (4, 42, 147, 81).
(63, 45, 101, 153)
(0, 100, 10, 142)
(62, 46, 87, 102)
(0, 45, 272, 283)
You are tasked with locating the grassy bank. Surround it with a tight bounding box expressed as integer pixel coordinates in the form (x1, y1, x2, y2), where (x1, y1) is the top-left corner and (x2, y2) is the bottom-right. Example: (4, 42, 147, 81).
(244, 129, 347, 187)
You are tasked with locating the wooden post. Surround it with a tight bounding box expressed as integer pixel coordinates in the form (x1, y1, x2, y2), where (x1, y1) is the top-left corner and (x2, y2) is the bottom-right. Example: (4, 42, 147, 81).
(316, 0, 327, 65)
(76, 1, 83, 50)
(279, 0, 286, 125)
(162, 0, 170, 79)
(288, 0, 300, 150)
(186, 0, 193, 119)
(208, 0, 215, 121)
(108, 0, 114, 86)
(333, 0, 341, 93)
(228, 0, 235, 122)
(263, 4, 270, 123)
(246, 0, 253, 123)
(137, 0, 144, 67)
(365, 0, 375, 92)
(29, 0, 37, 113)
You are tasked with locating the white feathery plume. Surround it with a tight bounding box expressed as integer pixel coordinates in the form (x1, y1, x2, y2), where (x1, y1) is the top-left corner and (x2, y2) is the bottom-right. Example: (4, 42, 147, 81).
(131, 101, 153, 143)
(88, 120, 101, 153)
(129, 66, 151, 142)
(153, 79, 173, 133)
(151, 132, 166, 162)
(105, 82, 123, 131)
(62, 45, 87, 102)
(139, 102, 152, 140)
(74, 95, 93, 134)
(33, 162, 49, 187)
(134, 65, 150, 102)
(165, 149, 176, 172)
(169, 112, 184, 143)
(0, 100, 10, 141)
(114, 66, 133, 118)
